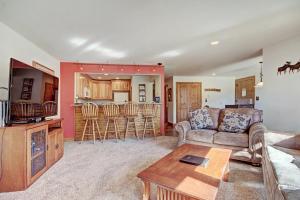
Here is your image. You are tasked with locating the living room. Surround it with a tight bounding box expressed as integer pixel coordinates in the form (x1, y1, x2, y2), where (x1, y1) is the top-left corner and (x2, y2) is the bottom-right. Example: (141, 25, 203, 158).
(0, 1, 300, 200)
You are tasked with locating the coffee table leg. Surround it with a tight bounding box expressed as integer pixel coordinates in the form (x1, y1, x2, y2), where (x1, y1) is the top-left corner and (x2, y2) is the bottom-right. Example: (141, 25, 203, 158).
(223, 163, 230, 182)
(142, 180, 151, 200)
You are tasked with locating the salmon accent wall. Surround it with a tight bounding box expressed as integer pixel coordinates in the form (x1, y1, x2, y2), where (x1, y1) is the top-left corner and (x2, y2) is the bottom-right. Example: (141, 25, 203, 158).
(60, 62, 165, 139)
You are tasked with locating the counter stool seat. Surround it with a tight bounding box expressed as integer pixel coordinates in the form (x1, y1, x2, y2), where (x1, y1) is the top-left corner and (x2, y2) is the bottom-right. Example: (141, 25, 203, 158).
(103, 103, 121, 142)
(81, 102, 102, 144)
(142, 103, 158, 140)
(124, 102, 140, 140)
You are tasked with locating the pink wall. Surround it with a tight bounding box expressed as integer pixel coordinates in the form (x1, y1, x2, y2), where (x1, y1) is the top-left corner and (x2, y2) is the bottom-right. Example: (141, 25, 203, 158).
(60, 62, 165, 139)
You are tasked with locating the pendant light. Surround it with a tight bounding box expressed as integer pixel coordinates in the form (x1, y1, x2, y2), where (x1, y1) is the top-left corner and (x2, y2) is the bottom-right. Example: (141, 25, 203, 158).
(255, 61, 264, 88)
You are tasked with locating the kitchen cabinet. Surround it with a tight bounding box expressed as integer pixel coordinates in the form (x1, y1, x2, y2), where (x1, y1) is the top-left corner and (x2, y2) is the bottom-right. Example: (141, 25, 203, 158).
(91, 81, 101, 99)
(91, 80, 112, 100)
(76, 75, 92, 98)
(111, 80, 131, 91)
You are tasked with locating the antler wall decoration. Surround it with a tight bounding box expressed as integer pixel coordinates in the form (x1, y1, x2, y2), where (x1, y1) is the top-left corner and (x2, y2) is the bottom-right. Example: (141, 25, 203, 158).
(277, 61, 300, 75)
(289, 61, 300, 73)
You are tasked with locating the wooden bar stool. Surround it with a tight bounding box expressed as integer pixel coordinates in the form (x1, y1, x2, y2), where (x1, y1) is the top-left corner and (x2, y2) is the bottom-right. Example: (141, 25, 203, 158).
(81, 102, 101, 144)
(103, 103, 120, 142)
(142, 103, 158, 139)
(124, 102, 140, 140)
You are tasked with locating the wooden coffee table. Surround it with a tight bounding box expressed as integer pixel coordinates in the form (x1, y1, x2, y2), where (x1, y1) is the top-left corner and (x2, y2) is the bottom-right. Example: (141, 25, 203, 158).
(137, 144, 231, 200)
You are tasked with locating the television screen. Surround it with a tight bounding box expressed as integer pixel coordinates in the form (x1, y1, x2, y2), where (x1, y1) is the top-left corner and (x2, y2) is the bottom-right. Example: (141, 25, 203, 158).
(8, 58, 59, 123)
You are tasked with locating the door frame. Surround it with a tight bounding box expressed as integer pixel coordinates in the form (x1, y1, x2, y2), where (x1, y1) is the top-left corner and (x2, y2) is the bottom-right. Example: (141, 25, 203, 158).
(164, 85, 168, 123)
(176, 82, 202, 123)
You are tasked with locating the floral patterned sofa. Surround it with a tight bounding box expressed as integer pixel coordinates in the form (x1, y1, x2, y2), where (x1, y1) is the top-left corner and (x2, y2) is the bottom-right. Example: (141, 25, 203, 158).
(175, 108, 266, 165)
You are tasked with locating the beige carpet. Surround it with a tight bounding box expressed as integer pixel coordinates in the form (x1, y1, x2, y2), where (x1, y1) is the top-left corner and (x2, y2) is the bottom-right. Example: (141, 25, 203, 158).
(0, 136, 265, 200)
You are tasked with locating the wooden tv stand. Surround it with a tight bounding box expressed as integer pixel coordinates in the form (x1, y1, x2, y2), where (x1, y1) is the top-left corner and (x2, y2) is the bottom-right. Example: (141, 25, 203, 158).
(0, 118, 64, 192)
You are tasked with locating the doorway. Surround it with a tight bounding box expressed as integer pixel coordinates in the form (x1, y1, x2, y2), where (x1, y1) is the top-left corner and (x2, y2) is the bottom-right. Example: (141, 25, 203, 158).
(176, 82, 202, 123)
(235, 76, 255, 105)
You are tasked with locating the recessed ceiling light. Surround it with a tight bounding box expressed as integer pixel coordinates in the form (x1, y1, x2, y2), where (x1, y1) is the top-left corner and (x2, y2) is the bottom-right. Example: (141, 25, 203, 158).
(115, 77, 119, 79)
(83, 42, 125, 58)
(85, 43, 100, 51)
(212, 73, 217, 76)
(160, 50, 181, 58)
(70, 38, 87, 47)
(210, 41, 220, 46)
(96, 47, 125, 58)
(97, 76, 102, 79)
(104, 73, 109, 76)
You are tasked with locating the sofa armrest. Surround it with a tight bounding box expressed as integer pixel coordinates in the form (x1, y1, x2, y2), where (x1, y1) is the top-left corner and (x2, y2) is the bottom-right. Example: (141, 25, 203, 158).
(264, 131, 300, 150)
(175, 121, 191, 146)
(249, 122, 267, 164)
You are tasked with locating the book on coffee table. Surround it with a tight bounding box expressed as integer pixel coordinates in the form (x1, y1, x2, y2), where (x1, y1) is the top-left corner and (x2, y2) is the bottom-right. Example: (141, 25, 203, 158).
(180, 154, 209, 167)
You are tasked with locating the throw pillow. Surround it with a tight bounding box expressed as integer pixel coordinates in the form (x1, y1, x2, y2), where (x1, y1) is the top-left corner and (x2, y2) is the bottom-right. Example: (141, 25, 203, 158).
(188, 108, 214, 130)
(218, 111, 251, 133)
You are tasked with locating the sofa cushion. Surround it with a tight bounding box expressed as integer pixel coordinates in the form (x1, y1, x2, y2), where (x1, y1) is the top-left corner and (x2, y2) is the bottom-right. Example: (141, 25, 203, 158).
(186, 129, 217, 143)
(188, 108, 214, 130)
(267, 146, 295, 163)
(267, 146, 300, 199)
(213, 132, 249, 147)
(206, 108, 221, 130)
(274, 146, 300, 168)
(218, 111, 251, 133)
(219, 108, 263, 127)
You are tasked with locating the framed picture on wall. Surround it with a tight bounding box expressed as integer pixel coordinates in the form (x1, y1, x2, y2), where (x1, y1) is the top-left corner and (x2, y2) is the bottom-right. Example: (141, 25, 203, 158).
(138, 84, 146, 102)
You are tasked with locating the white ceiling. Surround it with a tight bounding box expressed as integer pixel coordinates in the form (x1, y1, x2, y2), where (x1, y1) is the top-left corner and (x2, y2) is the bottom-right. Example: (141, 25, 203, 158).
(1, 0, 300, 76)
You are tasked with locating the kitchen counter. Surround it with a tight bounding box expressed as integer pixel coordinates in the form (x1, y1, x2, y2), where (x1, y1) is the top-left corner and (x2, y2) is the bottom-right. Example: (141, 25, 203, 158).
(73, 103, 161, 141)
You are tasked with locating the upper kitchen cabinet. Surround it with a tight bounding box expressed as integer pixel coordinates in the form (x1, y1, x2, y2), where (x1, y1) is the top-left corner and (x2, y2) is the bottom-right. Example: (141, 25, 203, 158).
(76, 74, 92, 98)
(91, 80, 112, 100)
(111, 80, 131, 91)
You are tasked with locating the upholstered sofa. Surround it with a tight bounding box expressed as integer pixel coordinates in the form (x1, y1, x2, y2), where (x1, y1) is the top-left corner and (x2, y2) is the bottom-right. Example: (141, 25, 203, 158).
(175, 108, 266, 165)
(262, 131, 300, 200)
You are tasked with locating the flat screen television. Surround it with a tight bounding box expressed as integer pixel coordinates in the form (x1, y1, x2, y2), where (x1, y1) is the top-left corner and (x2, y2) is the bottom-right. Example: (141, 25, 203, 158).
(7, 58, 59, 124)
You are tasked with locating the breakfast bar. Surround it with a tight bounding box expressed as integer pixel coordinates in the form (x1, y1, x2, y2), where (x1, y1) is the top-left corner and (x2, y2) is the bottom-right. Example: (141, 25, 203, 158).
(74, 103, 161, 141)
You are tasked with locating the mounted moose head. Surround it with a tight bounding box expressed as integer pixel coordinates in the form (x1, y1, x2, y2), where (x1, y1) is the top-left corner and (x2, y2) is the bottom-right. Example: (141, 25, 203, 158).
(289, 61, 300, 73)
(277, 61, 291, 75)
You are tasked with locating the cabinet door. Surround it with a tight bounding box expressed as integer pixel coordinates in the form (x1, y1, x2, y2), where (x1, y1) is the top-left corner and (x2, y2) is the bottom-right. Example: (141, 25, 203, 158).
(91, 81, 100, 99)
(111, 80, 119, 90)
(112, 80, 130, 91)
(56, 130, 64, 160)
(76, 74, 82, 98)
(98, 81, 112, 99)
(47, 133, 56, 167)
(105, 82, 112, 99)
(124, 80, 131, 91)
(77, 76, 92, 98)
(26, 125, 48, 185)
